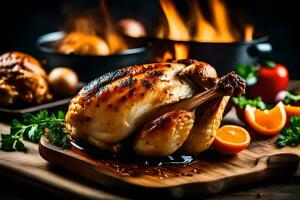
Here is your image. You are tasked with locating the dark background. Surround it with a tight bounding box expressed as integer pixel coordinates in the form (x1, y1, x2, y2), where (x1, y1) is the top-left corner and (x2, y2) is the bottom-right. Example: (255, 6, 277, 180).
(0, 0, 299, 78)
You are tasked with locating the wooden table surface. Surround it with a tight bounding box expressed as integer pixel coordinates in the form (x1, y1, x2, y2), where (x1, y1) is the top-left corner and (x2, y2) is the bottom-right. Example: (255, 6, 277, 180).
(1, 81, 300, 200)
(1, 122, 300, 200)
(1, 172, 300, 200)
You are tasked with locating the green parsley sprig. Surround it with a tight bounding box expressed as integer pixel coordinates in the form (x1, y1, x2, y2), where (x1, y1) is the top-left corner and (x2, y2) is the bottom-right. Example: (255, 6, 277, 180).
(276, 115, 300, 148)
(232, 96, 266, 110)
(0, 110, 69, 152)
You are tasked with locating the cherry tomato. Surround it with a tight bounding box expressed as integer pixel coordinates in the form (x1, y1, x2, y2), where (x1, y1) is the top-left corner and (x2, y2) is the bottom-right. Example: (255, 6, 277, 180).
(248, 63, 289, 103)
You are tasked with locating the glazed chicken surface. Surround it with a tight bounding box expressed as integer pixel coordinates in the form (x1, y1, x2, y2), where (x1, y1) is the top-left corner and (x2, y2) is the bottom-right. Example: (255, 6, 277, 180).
(0, 51, 52, 105)
(65, 60, 245, 156)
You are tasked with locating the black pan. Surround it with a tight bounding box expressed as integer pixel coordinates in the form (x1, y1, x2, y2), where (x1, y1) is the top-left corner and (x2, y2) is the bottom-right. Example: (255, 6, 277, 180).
(134, 35, 272, 75)
(36, 31, 149, 81)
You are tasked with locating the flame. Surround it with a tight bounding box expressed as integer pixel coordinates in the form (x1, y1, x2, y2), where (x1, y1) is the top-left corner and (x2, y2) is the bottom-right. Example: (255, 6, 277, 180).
(60, 0, 127, 56)
(59, 17, 110, 56)
(162, 50, 173, 62)
(159, 0, 190, 41)
(174, 43, 189, 59)
(244, 25, 254, 42)
(99, 0, 127, 53)
(190, 0, 218, 42)
(159, 0, 253, 43)
(162, 43, 189, 61)
(209, 0, 236, 42)
(71, 17, 98, 35)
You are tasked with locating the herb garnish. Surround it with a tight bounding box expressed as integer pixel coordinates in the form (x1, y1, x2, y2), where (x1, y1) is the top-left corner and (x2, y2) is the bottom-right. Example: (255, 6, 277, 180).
(232, 96, 266, 110)
(235, 64, 259, 85)
(282, 91, 300, 105)
(0, 110, 69, 152)
(276, 115, 300, 148)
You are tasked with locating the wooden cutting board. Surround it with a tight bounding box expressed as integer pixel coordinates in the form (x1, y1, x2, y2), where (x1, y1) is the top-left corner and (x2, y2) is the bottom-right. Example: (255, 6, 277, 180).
(38, 110, 300, 198)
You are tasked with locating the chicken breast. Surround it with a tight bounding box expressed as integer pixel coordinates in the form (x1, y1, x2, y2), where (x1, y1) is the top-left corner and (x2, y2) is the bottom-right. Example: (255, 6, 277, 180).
(65, 62, 199, 149)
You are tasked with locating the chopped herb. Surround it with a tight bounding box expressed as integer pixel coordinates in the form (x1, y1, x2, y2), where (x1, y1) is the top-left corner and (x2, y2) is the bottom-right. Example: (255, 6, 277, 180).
(276, 115, 300, 148)
(283, 91, 300, 105)
(232, 96, 266, 110)
(235, 64, 258, 85)
(0, 110, 69, 152)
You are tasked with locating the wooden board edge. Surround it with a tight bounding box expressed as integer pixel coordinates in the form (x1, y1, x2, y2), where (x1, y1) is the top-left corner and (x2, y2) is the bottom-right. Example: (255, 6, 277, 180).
(38, 137, 300, 196)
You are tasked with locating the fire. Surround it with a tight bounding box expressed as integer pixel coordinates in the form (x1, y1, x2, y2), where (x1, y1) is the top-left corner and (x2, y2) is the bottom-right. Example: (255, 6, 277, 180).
(208, 0, 236, 42)
(158, 0, 254, 43)
(244, 25, 254, 42)
(162, 43, 189, 61)
(159, 0, 190, 41)
(174, 43, 189, 60)
(162, 50, 173, 62)
(190, 0, 218, 42)
(71, 17, 98, 35)
(59, 0, 127, 56)
(99, 0, 127, 53)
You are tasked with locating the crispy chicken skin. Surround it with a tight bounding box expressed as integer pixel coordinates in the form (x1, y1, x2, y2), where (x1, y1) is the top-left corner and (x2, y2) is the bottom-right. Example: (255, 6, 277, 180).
(0, 51, 52, 105)
(178, 60, 218, 89)
(65, 62, 199, 148)
(134, 110, 195, 157)
(65, 60, 245, 156)
(182, 96, 230, 153)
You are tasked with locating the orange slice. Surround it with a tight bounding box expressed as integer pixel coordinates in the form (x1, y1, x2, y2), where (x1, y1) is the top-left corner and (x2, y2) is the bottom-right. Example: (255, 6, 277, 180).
(245, 101, 286, 135)
(212, 125, 251, 155)
(285, 105, 300, 118)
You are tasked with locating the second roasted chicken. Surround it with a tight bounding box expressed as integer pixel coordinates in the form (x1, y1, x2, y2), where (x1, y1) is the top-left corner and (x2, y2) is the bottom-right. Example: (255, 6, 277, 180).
(65, 60, 245, 157)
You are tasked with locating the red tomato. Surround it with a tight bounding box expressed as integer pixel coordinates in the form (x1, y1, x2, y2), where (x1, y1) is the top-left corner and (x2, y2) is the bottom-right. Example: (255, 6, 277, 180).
(248, 63, 289, 103)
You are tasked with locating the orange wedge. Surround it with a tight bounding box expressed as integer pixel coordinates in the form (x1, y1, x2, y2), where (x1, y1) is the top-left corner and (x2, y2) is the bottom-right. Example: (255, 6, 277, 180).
(285, 105, 300, 118)
(245, 101, 286, 135)
(212, 125, 251, 155)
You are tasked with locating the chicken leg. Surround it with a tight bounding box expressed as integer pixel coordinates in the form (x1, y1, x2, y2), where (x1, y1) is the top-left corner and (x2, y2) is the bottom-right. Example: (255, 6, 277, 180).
(134, 72, 245, 156)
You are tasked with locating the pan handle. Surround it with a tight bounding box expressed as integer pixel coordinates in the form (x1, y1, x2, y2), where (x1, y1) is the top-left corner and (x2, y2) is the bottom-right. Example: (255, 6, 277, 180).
(248, 43, 272, 57)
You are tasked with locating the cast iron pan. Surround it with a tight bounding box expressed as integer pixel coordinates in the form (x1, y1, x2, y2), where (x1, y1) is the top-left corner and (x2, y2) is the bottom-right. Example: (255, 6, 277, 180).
(131, 35, 272, 75)
(36, 31, 149, 82)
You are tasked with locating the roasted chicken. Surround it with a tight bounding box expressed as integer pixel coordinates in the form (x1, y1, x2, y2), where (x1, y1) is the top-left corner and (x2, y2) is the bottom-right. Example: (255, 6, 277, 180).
(0, 51, 52, 105)
(65, 60, 245, 156)
(59, 32, 110, 56)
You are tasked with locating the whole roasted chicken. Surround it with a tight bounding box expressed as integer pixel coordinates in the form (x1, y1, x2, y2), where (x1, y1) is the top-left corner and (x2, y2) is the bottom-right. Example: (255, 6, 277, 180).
(65, 60, 245, 157)
(0, 51, 52, 105)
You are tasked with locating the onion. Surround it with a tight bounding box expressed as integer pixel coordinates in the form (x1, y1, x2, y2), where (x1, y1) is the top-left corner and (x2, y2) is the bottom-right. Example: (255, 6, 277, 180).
(117, 18, 146, 38)
(275, 90, 288, 103)
(48, 67, 79, 96)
